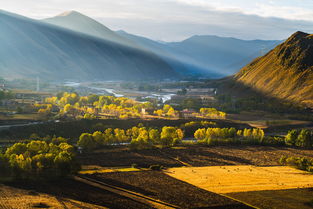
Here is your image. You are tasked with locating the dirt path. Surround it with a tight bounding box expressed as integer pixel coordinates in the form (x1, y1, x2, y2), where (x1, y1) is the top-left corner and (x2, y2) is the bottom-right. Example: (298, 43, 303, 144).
(166, 165, 313, 193)
(75, 176, 178, 209)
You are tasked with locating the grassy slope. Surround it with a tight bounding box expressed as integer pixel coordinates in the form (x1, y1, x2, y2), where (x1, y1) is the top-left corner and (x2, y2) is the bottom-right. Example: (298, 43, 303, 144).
(235, 31, 313, 107)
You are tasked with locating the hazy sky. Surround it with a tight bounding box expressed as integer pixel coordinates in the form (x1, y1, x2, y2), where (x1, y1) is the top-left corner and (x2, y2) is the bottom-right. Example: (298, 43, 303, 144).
(2, 0, 313, 41)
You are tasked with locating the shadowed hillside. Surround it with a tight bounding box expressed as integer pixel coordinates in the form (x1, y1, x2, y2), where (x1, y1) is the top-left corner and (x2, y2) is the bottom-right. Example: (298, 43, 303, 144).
(43, 11, 281, 78)
(0, 10, 177, 81)
(43, 11, 137, 48)
(118, 31, 280, 77)
(235, 31, 313, 107)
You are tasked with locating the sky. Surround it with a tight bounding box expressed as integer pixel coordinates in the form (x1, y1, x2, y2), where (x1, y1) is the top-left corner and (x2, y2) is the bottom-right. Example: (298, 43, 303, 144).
(1, 0, 313, 41)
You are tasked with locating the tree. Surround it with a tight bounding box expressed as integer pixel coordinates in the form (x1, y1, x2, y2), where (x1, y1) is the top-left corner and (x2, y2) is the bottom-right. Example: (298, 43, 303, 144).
(51, 137, 68, 145)
(92, 131, 105, 145)
(296, 129, 312, 148)
(114, 129, 128, 144)
(130, 127, 153, 150)
(87, 94, 99, 104)
(5, 143, 27, 156)
(54, 151, 75, 177)
(104, 128, 115, 144)
(77, 133, 96, 151)
(154, 109, 163, 117)
(285, 129, 298, 146)
(149, 129, 160, 144)
(160, 127, 183, 147)
(194, 128, 206, 141)
(167, 107, 176, 118)
(27, 140, 49, 156)
(63, 104, 73, 113)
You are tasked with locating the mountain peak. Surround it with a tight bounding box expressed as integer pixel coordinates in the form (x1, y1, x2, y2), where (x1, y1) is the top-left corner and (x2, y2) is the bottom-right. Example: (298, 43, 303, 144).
(277, 31, 313, 70)
(57, 10, 83, 17)
(289, 31, 309, 39)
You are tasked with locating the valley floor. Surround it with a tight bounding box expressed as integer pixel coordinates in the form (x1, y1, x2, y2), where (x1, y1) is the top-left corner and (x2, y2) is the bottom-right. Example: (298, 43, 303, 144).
(2, 145, 313, 209)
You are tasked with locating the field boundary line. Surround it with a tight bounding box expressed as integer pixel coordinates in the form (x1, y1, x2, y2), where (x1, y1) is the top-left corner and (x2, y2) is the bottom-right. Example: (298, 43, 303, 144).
(218, 193, 259, 209)
(157, 149, 192, 167)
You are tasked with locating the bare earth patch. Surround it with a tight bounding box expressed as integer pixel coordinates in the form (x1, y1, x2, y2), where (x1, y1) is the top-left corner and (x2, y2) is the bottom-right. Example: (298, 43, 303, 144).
(166, 165, 313, 193)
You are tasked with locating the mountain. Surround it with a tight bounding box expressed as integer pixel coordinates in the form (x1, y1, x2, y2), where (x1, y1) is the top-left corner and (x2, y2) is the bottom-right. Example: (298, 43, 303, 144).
(44, 11, 281, 78)
(0, 10, 177, 81)
(44, 12, 198, 77)
(116, 30, 197, 77)
(166, 35, 281, 76)
(235, 31, 313, 107)
(43, 11, 135, 48)
(118, 31, 281, 77)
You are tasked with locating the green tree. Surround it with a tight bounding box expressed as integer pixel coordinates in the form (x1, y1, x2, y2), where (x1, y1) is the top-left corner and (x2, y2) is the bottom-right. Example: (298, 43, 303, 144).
(92, 131, 105, 145)
(149, 129, 160, 144)
(194, 128, 206, 141)
(285, 130, 299, 146)
(160, 127, 183, 147)
(296, 129, 312, 148)
(5, 143, 27, 156)
(77, 133, 96, 151)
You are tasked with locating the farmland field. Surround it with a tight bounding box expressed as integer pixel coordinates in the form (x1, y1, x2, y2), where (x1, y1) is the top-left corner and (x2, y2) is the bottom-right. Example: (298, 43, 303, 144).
(88, 171, 252, 208)
(228, 188, 313, 209)
(2, 145, 313, 208)
(79, 145, 313, 168)
(166, 165, 313, 193)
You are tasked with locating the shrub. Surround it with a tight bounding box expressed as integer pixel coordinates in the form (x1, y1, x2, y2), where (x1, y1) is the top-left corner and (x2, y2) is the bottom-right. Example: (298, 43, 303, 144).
(284, 129, 313, 148)
(279, 156, 313, 172)
(149, 164, 163, 171)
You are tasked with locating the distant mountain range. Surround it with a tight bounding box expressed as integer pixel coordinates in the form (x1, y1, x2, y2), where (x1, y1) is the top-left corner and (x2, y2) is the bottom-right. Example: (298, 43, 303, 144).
(0, 10, 282, 81)
(0, 10, 176, 81)
(43, 11, 281, 78)
(117, 31, 281, 77)
(235, 31, 313, 107)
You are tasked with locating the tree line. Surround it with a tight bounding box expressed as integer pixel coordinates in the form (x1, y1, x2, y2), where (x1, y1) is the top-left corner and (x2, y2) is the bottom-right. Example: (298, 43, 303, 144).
(39, 92, 155, 119)
(279, 156, 313, 172)
(285, 129, 313, 148)
(194, 127, 265, 145)
(77, 125, 184, 150)
(38, 92, 227, 120)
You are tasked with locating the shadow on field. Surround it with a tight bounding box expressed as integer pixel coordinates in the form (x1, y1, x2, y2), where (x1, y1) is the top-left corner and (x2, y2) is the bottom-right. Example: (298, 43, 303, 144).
(5, 178, 151, 209)
(4, 172, 253, 209)
(88, 170, 253, 209)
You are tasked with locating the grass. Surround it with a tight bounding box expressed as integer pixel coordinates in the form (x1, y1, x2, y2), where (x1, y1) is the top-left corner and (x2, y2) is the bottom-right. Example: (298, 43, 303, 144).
(10, 113, 42, 120)
(79, 167, 144, 175)
(166, 165, 313, 193)
(0, 113, 42, 121)
(234, 32, 313, 107)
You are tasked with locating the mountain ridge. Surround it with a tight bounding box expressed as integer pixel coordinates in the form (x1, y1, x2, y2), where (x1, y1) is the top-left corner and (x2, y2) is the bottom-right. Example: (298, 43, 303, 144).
(0, 10, 177, 81)
(118, 30, 281, 77)
(235, 31, 313, 107)
(43, 10, 133, 47)
(44, 11, 281, 77)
